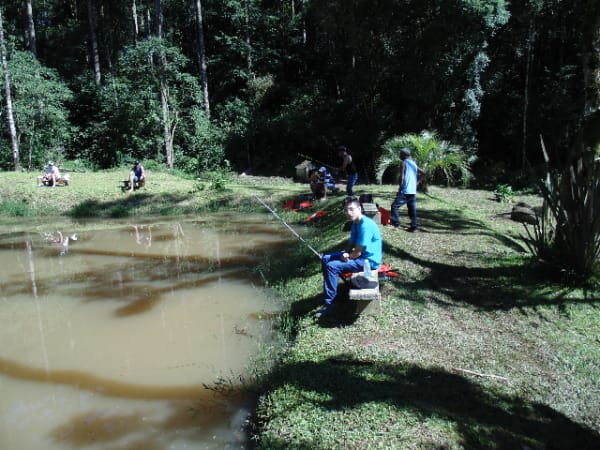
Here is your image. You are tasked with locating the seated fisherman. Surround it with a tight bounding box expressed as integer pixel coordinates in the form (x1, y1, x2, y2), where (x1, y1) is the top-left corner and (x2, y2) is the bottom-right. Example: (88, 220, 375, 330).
(42, 161, 61, 187)
(318, 167, 337, 191)
(313, 166, 338, 200)
(316, 196, 382, 318)
(310, 169, 326, 199)
(128, 160, 146, 192)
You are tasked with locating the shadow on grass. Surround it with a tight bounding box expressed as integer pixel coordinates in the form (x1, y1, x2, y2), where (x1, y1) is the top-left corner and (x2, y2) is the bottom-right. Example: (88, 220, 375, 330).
(284, 284, 367, 334)
(416, 206, 527, 253)
(384, 246, 600, 310)
(68, 192, 195, 218)
(261, 356, 600, 449)
(65, 185, 297, 219)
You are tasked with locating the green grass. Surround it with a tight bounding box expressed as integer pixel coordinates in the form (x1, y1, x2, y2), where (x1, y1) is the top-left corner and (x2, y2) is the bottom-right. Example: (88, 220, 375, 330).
(1, 169, 598, 449)
(0, 168, 269, 223)
(252, 186, 600, 449)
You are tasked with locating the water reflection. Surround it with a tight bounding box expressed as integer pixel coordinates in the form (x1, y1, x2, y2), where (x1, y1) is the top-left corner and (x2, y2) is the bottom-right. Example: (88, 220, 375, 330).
(0, 215, 291, 450)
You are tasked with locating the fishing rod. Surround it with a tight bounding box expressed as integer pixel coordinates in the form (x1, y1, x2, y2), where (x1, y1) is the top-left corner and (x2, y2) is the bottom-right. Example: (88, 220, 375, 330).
(297, 153, 336, 170)
(254, 195, 322, 260)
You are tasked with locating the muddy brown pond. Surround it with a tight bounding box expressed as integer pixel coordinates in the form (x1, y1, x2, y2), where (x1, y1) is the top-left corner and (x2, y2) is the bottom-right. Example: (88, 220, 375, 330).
(0, 214, 293, 449)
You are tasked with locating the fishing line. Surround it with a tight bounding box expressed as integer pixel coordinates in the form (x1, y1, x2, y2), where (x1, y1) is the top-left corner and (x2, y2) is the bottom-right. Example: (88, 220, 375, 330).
(254, 195, 322, 260)
(297, 153, 336, 170)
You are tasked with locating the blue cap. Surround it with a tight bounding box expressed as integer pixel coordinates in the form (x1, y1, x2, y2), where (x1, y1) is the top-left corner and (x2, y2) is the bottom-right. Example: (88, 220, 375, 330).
(319, 166, 326, 172)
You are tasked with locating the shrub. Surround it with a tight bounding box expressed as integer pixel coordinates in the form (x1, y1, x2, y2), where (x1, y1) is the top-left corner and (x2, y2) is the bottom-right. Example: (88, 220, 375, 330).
(201, 160, 234, 191)
(494, 184, 514, 203)
(524, 136, 600, 278)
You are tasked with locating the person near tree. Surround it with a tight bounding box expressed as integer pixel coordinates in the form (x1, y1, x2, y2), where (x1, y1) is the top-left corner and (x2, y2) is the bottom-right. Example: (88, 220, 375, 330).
(389, 147, 422, 232)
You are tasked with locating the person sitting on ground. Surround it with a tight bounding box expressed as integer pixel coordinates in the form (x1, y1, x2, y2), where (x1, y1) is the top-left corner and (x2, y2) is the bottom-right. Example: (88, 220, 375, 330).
(318, 167, 337, 191)
(309, 169, 325, 199)
(314, 166, 338, 200)
(316, 196, 382, 318)
(129, 160, 146, 192)
(42, 161, 61, 187)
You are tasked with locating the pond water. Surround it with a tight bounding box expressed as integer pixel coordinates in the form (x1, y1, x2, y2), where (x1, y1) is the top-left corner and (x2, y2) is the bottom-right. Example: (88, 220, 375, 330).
(0, 214, 292, 450)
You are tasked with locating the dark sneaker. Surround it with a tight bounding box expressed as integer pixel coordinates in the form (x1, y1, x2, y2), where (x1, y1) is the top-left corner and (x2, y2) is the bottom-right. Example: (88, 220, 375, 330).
(406, 227, 418, 232)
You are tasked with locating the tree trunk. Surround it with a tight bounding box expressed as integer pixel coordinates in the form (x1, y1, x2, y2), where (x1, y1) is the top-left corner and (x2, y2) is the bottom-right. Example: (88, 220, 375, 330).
(244, 0, 253, 79)
(195, 0, 210, 117)
(146, 7, 151, 39)
(160, 78, 174, 168)
(86, 0, 101, 88)
(28, 120, 35, 170)
(521, 18, 535, 172)
(0, 9, 20, 171)
(25, 0, 37, 57)
(155, 0, 162, 41)
(301, 0, 306, 45)
(132, 0, 139, 43)
(154, 0, 174, 168)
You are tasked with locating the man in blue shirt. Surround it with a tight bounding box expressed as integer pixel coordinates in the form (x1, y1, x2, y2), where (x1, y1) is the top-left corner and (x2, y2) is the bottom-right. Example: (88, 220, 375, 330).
(316, 197, 382, 318)
(390, 148, 420, 231)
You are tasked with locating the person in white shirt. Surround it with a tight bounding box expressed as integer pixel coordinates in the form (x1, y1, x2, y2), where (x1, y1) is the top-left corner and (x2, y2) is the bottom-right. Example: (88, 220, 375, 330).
(43, 161, 61, 187)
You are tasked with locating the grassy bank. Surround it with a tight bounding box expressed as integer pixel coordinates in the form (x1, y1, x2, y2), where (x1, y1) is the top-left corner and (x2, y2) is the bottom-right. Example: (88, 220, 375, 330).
(250, 185, 600, 449)
(1, 169, 599, 449)
(0, 168, 294, 224)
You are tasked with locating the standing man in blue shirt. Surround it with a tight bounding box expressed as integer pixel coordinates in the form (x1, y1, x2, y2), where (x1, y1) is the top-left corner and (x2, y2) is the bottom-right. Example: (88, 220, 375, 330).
(316, 197, 382, 318)
(390, 148, 421, 232)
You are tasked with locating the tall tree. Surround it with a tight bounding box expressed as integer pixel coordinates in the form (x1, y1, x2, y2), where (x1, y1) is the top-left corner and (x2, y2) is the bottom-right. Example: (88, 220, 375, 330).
(154, 0, 162, 39)
(86, 0, 101, 88)
(300, 0, 306, 45)
(155, 0, 176, 167)
(195, 0, 210, 117)
(25, 0, 36, 57)
(0, 8, 20, 171)
(521, 16, 536, 171)
(244, 0, 253, 79)
(7, 51, 73, 169)
(132, 0, 139, 42)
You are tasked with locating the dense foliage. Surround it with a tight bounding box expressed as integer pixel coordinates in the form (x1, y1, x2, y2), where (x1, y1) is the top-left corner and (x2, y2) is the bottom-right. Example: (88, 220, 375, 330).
(0, 0, 596, 178)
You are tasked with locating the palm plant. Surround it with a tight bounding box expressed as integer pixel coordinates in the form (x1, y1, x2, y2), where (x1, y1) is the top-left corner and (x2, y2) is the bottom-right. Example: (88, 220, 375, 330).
(375, 131, 474, 192)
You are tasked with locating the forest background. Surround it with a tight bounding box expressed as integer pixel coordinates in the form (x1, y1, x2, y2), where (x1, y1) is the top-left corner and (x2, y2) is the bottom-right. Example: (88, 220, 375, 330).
(0, 0, 598, 184)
